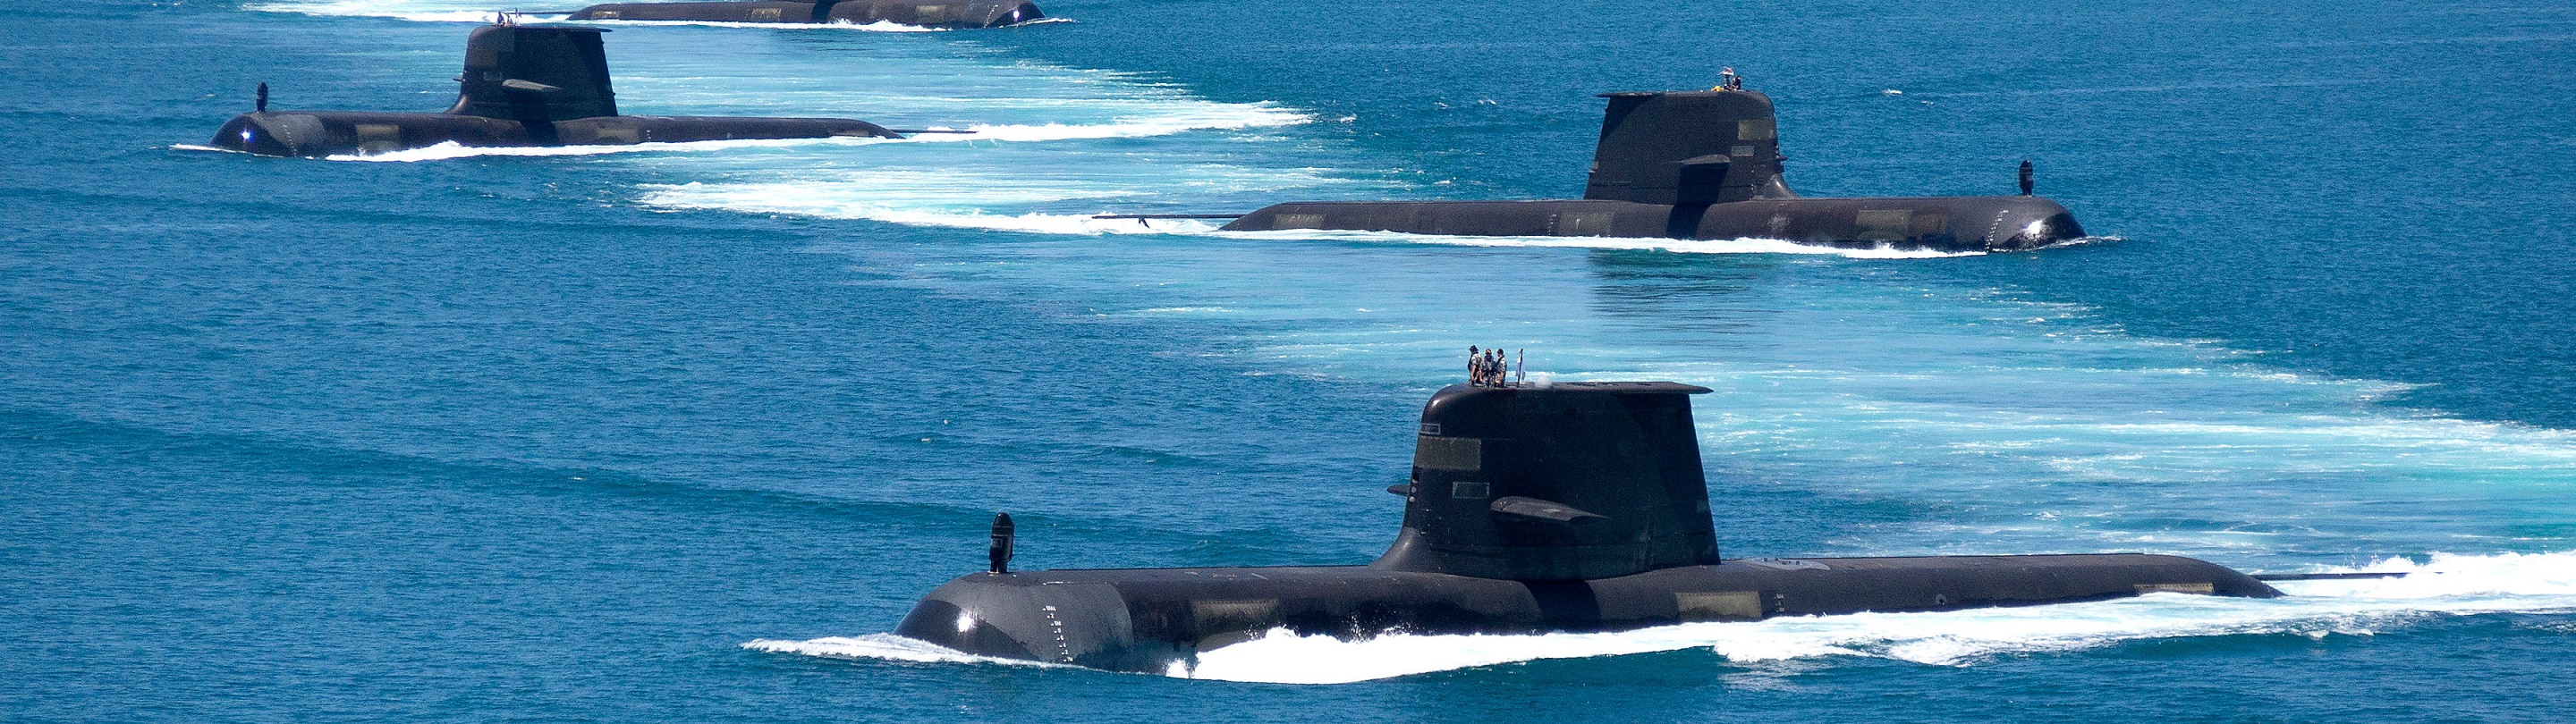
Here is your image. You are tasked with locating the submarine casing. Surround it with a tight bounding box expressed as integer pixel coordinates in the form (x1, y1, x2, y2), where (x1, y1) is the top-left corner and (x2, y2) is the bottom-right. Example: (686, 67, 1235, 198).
(898, 554, 2277, 673)
(566, 0, 1043, 28)
(211, 111, 897, 157)
(891, 382, 2277, 674)
(1221, 197, 2082, 252)
(1216, 90, 2086, 252)
(208, 24, 900, 158)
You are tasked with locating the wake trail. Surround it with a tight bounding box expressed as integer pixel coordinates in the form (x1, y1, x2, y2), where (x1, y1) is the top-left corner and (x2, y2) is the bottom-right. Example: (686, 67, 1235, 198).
(164, 112, 1306, 164)
(748, 550, 2576, 684)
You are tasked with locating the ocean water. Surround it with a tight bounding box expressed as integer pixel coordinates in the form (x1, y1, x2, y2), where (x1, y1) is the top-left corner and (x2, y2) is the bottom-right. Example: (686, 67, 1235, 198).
(5, 0, 2575, 720)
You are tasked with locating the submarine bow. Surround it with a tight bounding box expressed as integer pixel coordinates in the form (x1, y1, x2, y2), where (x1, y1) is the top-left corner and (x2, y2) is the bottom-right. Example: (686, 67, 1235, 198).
(893, 381, 2275, 675)
(209, 23, 900, 158)
(1219, 88, 2085, 252)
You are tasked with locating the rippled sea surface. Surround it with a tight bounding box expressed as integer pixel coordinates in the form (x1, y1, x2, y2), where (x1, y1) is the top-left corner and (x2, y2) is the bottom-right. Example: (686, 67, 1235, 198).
(6, 0, 2575, 720)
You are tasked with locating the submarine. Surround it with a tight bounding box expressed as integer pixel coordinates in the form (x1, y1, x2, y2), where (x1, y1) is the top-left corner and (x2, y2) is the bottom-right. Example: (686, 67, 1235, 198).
(209, 21, 901, 158)
(1170, 88, 2085, 252)
(565, 0, 1042, 29)
(894, 374, 2285, 675)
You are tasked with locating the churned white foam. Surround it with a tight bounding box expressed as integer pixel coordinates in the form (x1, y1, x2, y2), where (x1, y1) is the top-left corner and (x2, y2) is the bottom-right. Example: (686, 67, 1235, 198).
(742, 552, 2576, 684)
(318, 136, 895, 163)
(1163, 551, 2576, 684)
(308, 109, 1303, 164)
(808, 210, 1224, 235)
(743, 635, 1068, 669)
(576, 18, 946, 31)
(243, 0, 1056, 28)
(900, 114, 1314, 142)
(642, 192, 1218, 233)
(241, 1, 569, 23)
(1221, 229, 1983, 259)
(634, 130, 1332, 233)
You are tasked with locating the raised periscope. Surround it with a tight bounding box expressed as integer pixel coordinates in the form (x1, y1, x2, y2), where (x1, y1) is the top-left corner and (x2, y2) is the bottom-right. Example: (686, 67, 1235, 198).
(1209, 88, 2085, 252)
(894, 377, 2276, 675)
(566, 0, 1042, 28)
(208, 22, 900, 158)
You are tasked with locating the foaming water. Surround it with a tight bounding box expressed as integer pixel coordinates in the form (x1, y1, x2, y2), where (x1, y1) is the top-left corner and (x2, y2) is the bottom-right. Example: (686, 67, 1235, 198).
(743, 635, 1072, 669)
(579, 18, 948, 32)
(800, 226, 2576, 560)
(240, 2, 568, 23)
(1221, 229, 1981, 259)
(203, 16, 1344, 228)
(321, 137, 897, 163)
(20, 0, 2576, 717)
(241, 0, 1063, 29)
(274, 110, 1305, 163)
(743, 551, 2576, 684)
(1174, 551, 2576, 683)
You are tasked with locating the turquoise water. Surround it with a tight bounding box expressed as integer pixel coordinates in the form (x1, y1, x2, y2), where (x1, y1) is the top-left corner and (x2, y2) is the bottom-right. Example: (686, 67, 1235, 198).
(5, 0, 2576, 719)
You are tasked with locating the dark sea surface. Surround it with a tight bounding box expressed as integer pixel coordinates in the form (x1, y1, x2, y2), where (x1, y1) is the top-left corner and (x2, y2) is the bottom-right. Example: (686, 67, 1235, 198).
(5, 0, 2575, 720)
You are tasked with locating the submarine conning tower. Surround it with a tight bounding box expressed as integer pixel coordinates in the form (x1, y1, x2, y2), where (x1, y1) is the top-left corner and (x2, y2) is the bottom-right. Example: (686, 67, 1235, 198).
(445, 24, 617, 123)
(1583, 91, 1792, 206)
(1375, 382, 1719, 580)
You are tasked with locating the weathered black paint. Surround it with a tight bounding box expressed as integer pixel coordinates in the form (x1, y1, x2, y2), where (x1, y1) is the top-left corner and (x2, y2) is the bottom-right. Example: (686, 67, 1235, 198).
(566, 0, 1043, 29)
(1220, 90, 2087, 252)
(208, 24, 899, 157)
(895, 382, 2278, 674)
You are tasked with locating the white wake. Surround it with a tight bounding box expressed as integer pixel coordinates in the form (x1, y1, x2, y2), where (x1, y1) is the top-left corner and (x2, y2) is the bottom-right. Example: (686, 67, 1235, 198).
(1219, 228, 1985, 259)
(749, 551, 2576, 684)
(1179, 551, 2576, 683)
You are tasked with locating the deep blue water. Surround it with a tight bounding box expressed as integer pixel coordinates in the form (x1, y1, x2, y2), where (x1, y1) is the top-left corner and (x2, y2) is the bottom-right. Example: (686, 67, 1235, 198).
(6, 0, 2576, 720)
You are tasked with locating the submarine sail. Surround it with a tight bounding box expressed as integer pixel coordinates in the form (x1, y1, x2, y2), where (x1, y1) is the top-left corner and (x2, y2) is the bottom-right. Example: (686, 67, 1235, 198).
(1216, 88, 2086, 252)
(893, 376, 2275, 674)
(208, 22, 901, 158)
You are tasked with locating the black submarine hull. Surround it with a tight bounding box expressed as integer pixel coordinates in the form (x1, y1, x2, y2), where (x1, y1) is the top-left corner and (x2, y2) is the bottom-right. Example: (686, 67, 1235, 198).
(567, 0, 1043, 28)
(207, 24, 902, 158)
(1218, 196, 2085, 252)
(1206, 89, 2089, 253)
(210, 110, 898, 157)
(887, 381, 2275, 677)
(895, 554, 2279, 674)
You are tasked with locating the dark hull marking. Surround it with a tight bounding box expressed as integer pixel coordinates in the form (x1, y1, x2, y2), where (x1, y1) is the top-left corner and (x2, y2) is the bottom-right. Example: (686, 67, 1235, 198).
(567, 0, 1044, 29)
(895, 382, 2275, 675)
(208, 24, 901, 158)
(1219, 90, 2088, 253)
